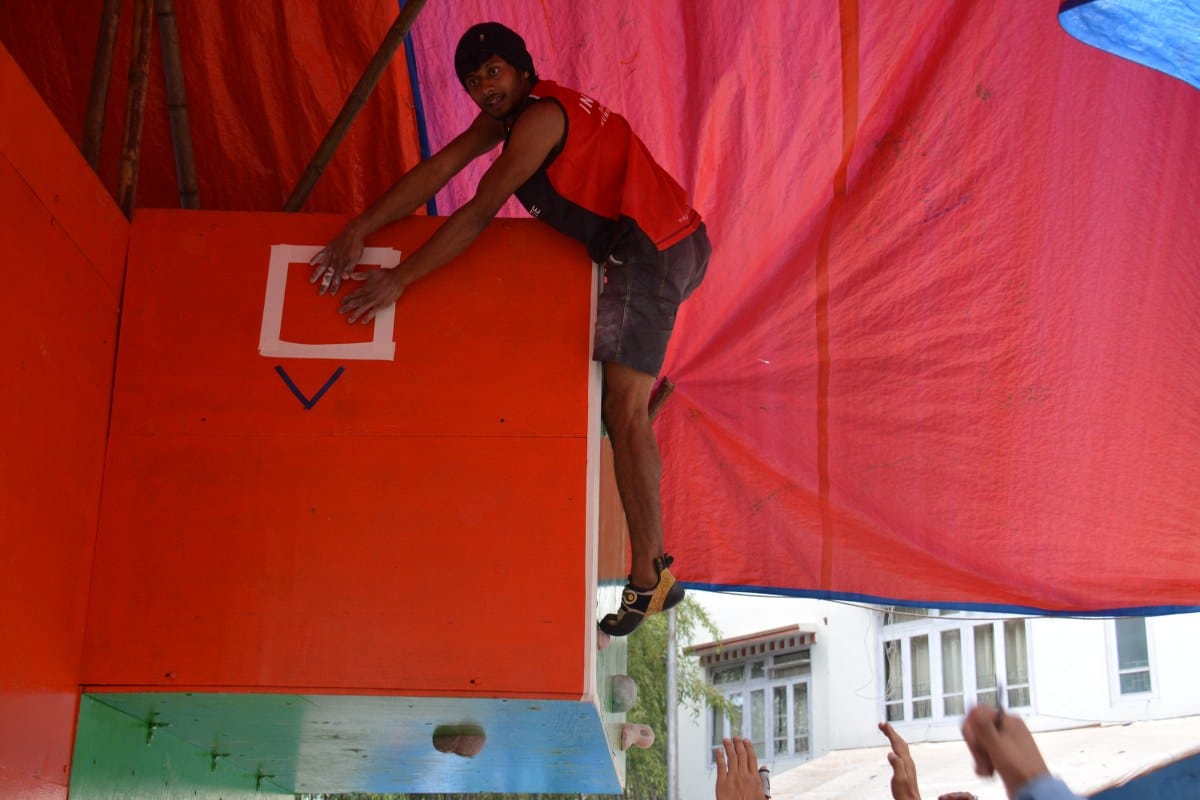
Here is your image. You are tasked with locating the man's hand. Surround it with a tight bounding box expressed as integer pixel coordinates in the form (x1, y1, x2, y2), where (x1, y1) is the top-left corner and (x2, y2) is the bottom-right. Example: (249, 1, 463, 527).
(338, 267, 405, 324)
(714, 738, 766, 800)
(961, 707, 1049, 800)
(310, 223, 366, 296)
(879, 721, 921, 800)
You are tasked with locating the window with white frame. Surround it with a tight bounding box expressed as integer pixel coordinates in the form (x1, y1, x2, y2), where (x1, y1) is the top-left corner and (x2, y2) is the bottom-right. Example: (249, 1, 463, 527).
(881, 611, 1031, 722)
(884, 639, 904, 721)
(1004, 619, 1031, 706)
(941, 629, 965, 715)
(707, 648, 812, 762)
(974, 624, 998, 708)
(1114, 617, 1152, 695)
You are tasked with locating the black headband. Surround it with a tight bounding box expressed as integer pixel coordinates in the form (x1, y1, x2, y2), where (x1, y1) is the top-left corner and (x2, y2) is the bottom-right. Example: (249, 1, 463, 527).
(454, 22, 536, 85)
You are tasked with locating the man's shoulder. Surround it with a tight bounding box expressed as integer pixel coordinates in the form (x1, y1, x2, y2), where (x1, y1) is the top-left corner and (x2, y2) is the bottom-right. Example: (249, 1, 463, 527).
(515, 99, 566, 127)
(506, 99, 566, 154)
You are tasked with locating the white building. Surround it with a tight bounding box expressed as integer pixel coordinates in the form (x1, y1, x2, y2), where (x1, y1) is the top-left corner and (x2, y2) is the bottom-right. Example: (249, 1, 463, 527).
(678, 593, 1200, 800)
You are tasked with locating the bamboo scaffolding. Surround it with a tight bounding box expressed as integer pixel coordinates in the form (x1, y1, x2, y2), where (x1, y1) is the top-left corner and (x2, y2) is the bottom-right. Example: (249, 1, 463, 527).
(283, 0, 428, 212)
(116, 0, 155, 218)
(82, 0, 121, 170)
(156, 0, 199, 208)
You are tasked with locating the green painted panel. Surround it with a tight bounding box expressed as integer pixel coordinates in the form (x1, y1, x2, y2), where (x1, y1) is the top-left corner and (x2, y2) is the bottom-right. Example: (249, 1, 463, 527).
(70, 694, 291, 799)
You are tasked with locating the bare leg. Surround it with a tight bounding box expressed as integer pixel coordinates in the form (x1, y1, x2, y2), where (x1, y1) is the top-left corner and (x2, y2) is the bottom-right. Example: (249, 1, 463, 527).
(602, 361, 662, 590)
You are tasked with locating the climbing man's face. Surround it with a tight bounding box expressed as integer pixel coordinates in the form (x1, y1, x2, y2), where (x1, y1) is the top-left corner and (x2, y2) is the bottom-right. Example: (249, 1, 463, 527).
(463, 56, 530, 119)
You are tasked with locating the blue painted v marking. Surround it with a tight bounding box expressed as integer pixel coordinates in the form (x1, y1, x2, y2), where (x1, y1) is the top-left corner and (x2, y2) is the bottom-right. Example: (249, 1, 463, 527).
(274, 365, 345, 410)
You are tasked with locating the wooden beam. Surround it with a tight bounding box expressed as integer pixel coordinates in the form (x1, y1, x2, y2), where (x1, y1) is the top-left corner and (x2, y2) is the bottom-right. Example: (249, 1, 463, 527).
(283, 0, 428, 212)
(157, 0, 200, 208)
(82, 0, 121, 170)
(116, 0, 155, 218)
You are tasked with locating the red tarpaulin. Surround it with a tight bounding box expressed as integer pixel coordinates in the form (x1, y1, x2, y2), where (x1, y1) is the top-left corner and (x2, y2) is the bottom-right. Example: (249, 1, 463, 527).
(2, 1, 1197, 613)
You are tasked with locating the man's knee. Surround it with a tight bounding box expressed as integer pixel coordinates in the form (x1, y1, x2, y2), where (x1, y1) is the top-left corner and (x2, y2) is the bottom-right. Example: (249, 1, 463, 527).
(602, 367, 653, 434)
(602, 387, 645, 434)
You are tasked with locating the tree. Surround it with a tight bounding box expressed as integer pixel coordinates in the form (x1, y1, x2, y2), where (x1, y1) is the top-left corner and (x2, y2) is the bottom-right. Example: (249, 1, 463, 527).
(623, 597, 729, 800)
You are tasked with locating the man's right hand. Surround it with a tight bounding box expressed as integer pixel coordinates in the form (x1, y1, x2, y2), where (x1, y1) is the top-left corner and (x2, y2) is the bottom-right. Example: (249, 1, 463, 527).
(309, 223, 366, 296)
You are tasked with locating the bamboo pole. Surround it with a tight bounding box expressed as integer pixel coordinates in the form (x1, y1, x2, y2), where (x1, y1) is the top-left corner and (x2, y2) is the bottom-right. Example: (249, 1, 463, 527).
(282, 0, 428, 212)
(82, 0, 121, 170)
(156, 0, 200, 208)
(117, 0, 155, 218)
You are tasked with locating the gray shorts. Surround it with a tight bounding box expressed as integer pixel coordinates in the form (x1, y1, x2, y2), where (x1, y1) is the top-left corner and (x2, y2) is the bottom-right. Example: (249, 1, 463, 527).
(593, 223, 711, 376)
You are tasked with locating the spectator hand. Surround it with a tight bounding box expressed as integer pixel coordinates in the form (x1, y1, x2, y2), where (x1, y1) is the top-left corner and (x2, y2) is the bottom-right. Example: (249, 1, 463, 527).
(879, 721, 922, 800)
(714, 737, 766, 800)
(961, 706, 1049, 800)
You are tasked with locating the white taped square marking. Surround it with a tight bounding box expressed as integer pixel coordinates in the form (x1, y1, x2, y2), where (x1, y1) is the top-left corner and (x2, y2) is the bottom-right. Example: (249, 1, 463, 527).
(258, 244, 401, 361)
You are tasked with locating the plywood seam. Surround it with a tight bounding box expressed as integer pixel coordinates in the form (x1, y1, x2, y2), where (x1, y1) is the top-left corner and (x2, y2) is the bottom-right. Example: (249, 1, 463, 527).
(0, 151, 127, 299)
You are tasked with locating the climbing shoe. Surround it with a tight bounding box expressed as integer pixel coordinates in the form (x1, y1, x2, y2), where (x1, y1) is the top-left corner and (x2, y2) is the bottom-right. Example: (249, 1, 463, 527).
(598, 554, 686, 637)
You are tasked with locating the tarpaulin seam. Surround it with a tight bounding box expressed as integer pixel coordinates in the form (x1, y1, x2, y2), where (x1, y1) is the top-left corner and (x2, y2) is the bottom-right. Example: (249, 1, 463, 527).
(818, 0, 861, 591)
(400, 0, 436, 216)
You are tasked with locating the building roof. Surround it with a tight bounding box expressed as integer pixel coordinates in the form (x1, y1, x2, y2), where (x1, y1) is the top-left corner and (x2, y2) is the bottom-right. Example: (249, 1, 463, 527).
(686, 624, 819, 664)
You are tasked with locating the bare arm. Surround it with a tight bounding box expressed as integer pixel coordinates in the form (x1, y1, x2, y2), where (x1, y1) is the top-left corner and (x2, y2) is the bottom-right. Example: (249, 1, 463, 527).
(309, 112, 504, 294)
(353, 113, 503, 234)
(337, 100, 566, 323)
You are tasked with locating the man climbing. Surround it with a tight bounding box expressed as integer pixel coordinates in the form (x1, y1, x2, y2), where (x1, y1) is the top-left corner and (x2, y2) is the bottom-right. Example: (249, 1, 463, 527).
(310, 22, 710, 636)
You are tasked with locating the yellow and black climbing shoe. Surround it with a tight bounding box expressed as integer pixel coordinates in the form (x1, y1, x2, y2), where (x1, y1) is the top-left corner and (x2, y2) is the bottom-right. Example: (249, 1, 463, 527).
(598, 554, 686, 637)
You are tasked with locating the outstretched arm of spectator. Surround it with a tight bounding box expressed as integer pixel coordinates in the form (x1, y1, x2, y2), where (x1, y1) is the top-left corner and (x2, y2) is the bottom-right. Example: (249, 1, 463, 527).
(879, 721, 922, 800)
(961, 707, 1082, 800)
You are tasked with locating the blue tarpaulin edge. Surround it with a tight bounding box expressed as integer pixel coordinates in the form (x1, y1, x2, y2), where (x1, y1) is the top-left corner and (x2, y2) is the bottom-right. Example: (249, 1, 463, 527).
(682, 582, 1200, 618)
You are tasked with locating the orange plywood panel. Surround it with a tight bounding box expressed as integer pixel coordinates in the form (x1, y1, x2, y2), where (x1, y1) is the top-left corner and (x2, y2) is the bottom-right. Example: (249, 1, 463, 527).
(0, 155, 117, 690)
(0, 46, 124, 800)
(0, 42, 127, 293)
(0, 693, 77, 799)
(109, 211, 590, 439)
(85, 210, 597, 697)
(598, 440, 631, 583)
(86, 435, 588, 696)
(0, 765, 66, 800)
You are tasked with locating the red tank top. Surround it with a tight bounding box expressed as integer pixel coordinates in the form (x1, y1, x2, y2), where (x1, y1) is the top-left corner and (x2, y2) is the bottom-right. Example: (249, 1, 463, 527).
(508, 80, 701, 260)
